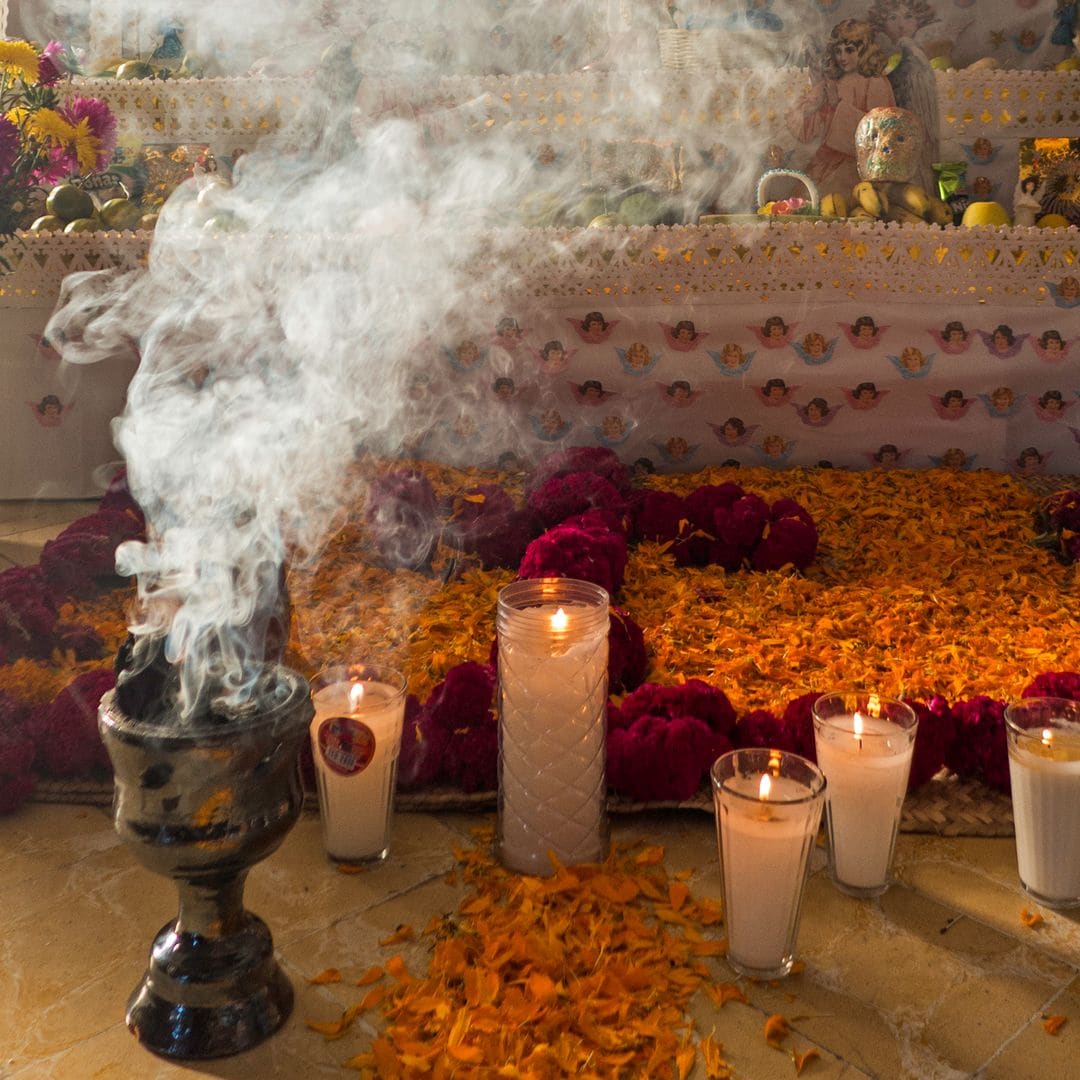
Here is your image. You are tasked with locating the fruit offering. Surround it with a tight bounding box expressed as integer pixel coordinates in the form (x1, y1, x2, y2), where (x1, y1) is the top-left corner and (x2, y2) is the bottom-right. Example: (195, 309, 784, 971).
(29, 182, 154, 235)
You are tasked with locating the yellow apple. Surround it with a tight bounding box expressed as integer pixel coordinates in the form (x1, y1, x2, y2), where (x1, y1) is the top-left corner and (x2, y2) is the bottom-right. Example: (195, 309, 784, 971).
(961, 201, 1011, 227)
(1056, 58, 1080, 72)
(1036, 213, 1071, 228)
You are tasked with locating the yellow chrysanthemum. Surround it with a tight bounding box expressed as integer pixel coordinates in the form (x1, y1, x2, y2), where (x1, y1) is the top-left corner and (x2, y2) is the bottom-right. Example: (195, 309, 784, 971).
(70, 117, 101, 173)
(0, 40, 40, 85)
(24, 107, 75, 147)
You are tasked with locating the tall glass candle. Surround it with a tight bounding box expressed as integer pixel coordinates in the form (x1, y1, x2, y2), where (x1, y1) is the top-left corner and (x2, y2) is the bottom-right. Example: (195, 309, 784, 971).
(309, 664, 406, 864)
(712, 748, 826, 980)
(812, 692, 917, 898)
(496, 578, 609, 876)
(1005, 698, 1080, 909)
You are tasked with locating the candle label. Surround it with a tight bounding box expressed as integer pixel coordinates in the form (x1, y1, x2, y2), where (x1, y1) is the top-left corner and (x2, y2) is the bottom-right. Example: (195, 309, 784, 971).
(317, 716, 377, 777)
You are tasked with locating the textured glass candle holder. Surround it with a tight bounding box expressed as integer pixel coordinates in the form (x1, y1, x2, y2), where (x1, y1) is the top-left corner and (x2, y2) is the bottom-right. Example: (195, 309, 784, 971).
(812, 692, 917, 898)
(1005, 698, 1080, 910)
(496, 577, 609, 876)
(712, 748, 826, 980)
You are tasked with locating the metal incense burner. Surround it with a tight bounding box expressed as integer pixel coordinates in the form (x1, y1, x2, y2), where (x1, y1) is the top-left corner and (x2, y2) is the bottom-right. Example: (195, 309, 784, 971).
(98, 666, 313, 1059)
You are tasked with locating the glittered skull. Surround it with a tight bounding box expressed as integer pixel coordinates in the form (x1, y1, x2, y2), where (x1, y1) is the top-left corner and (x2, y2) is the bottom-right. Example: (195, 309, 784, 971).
(855, 107, 924, 183)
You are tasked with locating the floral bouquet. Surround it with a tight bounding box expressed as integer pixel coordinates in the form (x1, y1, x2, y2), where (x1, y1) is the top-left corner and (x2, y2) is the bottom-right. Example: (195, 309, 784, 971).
(0, 39, 117, 263)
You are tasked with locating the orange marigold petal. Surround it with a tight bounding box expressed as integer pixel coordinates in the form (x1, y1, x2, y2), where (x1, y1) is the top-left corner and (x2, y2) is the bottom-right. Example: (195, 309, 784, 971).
(308, 968, 343, 984)
(1044, 1015, 1067, 1035)
(1020, 908, 1044, 928)
(794, 1047, 820, 1075)
(764, 1013, 790, 1045)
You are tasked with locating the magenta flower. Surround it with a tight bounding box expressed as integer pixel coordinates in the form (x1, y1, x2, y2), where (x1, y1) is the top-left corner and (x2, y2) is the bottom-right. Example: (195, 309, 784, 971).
(37, 41, 67, 87)
(60, 96, 118, 171)
(1022, 671, 1080, 701)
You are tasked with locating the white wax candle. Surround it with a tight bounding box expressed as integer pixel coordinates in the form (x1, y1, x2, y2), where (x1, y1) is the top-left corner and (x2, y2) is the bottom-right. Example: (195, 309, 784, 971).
(1009, 727, 1080, 904)
(718, 773, 820, 973)
(498, 600, 608, 875)
(310, 680, 405, 862)
(815, 714, 914, 890)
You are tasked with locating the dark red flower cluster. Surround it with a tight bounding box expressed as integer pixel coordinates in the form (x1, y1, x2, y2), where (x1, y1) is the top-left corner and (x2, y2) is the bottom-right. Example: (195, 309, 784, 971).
(608, 607, 647, 695)
(0, 565, 58, 660)
(1034, 489, 1080, 565)
(518, 520, 628, 597)
(906, 695, 957, 791)
(607, 680, 737, 801)
(38, 508, 144, 598)
(397, 662, 497, 794)
(29, 669, 116, 779)
(442, 484, 533, 570)
(735, 691, 819, 762)
(945, 696, 1011, 794)
(1022, 671, 1080, 701)
(0, 692, 36, 814)
(524, 447, 631, 499)
(632, 484, 818, 572)
(526, 472, 628, 531)
(364, 469, 439, 570)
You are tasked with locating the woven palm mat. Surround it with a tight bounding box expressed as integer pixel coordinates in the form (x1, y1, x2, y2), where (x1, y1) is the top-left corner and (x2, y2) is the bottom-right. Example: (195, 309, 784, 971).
(32, 774, 1014, 836)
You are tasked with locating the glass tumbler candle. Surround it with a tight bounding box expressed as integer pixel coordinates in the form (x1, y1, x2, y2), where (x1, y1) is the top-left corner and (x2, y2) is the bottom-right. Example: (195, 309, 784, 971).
(1005, 698, 1080, 909)
(309, 664, 407, 864)
(711, 748, 826, 980)
(496, 577, 609, 876)
(812, 692, 918, 898)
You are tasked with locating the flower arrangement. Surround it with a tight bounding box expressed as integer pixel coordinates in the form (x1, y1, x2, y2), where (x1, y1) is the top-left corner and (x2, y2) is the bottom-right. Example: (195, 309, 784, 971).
(0, 39, 117, 255)
(1033, 488, 1080, 565)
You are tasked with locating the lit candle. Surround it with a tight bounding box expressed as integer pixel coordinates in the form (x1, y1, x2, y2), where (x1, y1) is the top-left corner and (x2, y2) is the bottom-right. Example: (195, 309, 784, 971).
(1006, 699, 1080, 909)
(496, 578, 609, 876)
(712, 748, 826, 979)
(309, 665, 406, 864)
(812, 692, 917, 898)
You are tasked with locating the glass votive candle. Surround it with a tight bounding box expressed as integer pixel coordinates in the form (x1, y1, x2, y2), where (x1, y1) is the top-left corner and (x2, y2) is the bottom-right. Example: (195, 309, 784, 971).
(711, 748, 826, 980)
(496, 577, 609, 876)
(1005, 698, 1080, 910)
(309, 664, 407, 865)
(812, 692, 917, 898)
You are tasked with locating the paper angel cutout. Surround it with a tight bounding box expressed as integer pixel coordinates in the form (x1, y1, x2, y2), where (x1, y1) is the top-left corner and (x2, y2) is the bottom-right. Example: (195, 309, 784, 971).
(707, 346, 755, 375)
(843, 384, 888, 410)
(977, 328, 1029, 359)
(866, 445, 910, 469)
(749, 318, 796, 349)
(492, 318, 526, 351)
(928, 325, 973, 355)
(567, 314, 618, 343)
(1031, 392, 1072, 421)
(443, 342, 489, 372)
(528, 411, 573, 442)
(930, 392, 975, 420)
(571, 380, 615, 406)
(652, 437, 700, 465)
(594, 417, 635, 447)
(615, 344, 661, 376)
(657, 381, 701, 407)
(791, 335, 838, 366)
(29, 334, 63, 363)
(1011, 448, 1051, 476)
(1010, 31, 1044, 55)
(961, 141, 1001, 165)
(840, 320, 887, 349)
(1032, 333, 1071, 364)
(660, 321, 709, 352)
(28, 396, 71, 426)
(978, 390, 1023, 418)
(929, 449, 976, 470)
(752, 436, 795, 467)
(708, 419, 757, 447)
(887, 350, 935, 379)
(754, 380, 797, 406)
(793, 399, 841, 427)
(531, 341, 575, 373)
(1047, 279, 1080, 309)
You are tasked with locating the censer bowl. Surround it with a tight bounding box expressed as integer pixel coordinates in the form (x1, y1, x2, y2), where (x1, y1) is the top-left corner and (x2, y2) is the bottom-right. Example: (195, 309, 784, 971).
(98, 667, 313, 1059)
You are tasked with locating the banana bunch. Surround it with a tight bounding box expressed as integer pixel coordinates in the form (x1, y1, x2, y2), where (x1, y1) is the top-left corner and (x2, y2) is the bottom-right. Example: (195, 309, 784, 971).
(821, 182, 952, 227)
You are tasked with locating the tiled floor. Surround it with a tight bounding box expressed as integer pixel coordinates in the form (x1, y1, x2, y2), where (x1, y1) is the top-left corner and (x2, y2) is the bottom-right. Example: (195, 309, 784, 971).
(3, 503, 1079, 1079)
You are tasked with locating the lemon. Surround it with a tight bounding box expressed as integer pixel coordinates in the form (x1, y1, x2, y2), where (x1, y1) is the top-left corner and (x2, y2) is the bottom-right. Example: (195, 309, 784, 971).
(45, 183, 94, 223)
(961, 201, 1011, 227)
(587, 214, 618, 228)
(30, 215, 64, 232)
(98, 197, 143, 231)
(63, 217, 99, 233)
(929, 55, 953, 71)
(1056, 58, 1080, 72)
(1037, 213, 1071, 228)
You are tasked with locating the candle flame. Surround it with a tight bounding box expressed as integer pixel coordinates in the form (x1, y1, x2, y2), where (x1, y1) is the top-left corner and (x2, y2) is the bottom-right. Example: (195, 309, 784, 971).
(853, 713, 864, 738)
(349, 682, 366, 711)
(759, 773, 772, 800)
(1042, 728, 1054, 748)
(550, 607, 569, 632)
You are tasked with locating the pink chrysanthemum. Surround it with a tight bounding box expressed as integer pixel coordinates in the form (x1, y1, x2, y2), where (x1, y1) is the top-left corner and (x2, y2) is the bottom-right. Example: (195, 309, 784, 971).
(37, 41, 66, 87)
(60, 96, 117, 171)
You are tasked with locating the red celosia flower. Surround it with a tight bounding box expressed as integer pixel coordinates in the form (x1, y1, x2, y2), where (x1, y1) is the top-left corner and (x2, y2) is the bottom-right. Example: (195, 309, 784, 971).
(608, 607, 648, 694)
(1022, 671, 1080, 701)
(0, 725, 36, 814)
(526, 447, 631, 497)
(396, 694, 448, 791)
(518, 523, 628, 597)
(632, 490, 686, 544)
(39, 508, 143, 598)
(946, 696, 1010, 794)
(364, 470, 439, 570)
(715, 493, 771, 551)
(0, 565, 58, 659)
(683, 484, 745, 533)
(615, 680, 738, 739)
(779, 691, 819, 762)
(735, 708, 801, 753)
(906, 695, 956, 791)
(526, 472, 627, 530)
(443, 485, 532, 569)
(30, 669, 116, 778)
(751, 515, 818, 572)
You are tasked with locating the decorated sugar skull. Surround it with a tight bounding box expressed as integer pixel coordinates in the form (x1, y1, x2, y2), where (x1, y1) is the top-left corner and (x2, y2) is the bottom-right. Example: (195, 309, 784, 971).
(855, 107, 924, 182)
